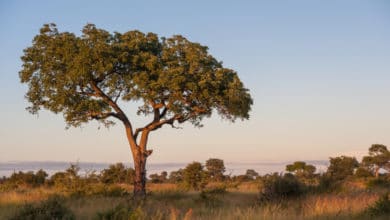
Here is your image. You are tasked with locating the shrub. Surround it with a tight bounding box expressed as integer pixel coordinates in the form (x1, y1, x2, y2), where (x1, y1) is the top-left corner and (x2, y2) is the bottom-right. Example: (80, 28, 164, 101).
(245, 169, 259, 180)
(182, 162, 207, 191)
(103, 185, 130, 197)
(168, 169, 183, 183)
(258, 173, 304, 202)
(367, 177, 390, 189)
(197, 185, 227, 207)
(5, 170, 48, 188)
(100, 163, 135, 184)
(10, 195, 75, 220)
(149, 171, 168, 183)
(355, 167, 373, 178)
(364, 194, 390, 217)
(97, 204, 145, 220)
(326, 156, 359, 181)
(205, 158, 226, 181)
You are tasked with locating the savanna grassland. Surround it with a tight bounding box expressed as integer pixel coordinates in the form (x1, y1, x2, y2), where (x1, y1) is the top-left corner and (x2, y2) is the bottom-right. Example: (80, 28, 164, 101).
(1, 146, 390, 220)
(0, 180, 388, 220)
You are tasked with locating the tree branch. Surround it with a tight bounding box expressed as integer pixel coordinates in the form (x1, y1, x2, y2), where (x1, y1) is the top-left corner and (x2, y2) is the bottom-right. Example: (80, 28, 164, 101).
(90, 82, 127, 120)
(88, 111, 120, 120)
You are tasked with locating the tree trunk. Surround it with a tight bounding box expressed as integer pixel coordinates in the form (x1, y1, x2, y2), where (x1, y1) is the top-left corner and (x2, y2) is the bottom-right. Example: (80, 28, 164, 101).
(375, 166, 380, 178)
(133, 151, 147, 198)
(125, 124, 151, 200)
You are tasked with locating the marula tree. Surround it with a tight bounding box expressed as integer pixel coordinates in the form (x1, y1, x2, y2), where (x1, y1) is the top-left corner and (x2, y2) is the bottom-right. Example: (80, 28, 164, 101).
(19, 24, 253, 197)
(362, 144, 390, 178)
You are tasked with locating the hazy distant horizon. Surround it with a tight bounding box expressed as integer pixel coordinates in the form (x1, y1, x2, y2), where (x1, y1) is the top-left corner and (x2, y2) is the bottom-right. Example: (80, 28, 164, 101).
(0, 160, 329, 177)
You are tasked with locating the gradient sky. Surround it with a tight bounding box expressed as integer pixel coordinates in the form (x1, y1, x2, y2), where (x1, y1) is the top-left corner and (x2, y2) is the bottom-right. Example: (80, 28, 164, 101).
(0, 1, 389, 164)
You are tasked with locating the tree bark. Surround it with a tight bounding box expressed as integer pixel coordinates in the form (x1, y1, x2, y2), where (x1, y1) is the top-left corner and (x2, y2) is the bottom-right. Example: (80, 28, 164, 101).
(125, 124, 151, 199)
(133, 150, 147, 198)
(375, 166, 380, 178)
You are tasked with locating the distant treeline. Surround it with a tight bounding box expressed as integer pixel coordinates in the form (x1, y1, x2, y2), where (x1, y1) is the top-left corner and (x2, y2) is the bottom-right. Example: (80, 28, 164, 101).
(1, 144, 390, 198)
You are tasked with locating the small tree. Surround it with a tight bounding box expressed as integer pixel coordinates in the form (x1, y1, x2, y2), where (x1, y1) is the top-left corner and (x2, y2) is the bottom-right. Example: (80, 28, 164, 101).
(326, 156, 359, 181)
(355, 166, 373, 178)
(259, 173, 303, 202)
(245, 169, 259, 180)
(7, 170, 48, 187)
(205, 158, 226, 181)
(148, 171, 167, 183)
(35, 169, 48, 186)
(168, 169, 183, 183)
(362, 144, 390, 178)
(286, 161, 316, 178)
(183, 162, 207, 190)
(20, 24, 252, 198)
(100, 163, 134, 184)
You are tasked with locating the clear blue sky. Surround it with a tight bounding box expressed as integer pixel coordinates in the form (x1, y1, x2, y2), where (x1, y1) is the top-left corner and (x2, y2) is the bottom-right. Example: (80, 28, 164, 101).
(0, 0, 389, 163)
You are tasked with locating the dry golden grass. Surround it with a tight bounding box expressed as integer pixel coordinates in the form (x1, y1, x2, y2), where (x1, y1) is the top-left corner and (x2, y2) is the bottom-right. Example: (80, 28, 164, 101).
(231, 181, 259, 192)
(0, 182, 385, 220)
(302, 192, 378, 218)
(147, 183, 179, 192)
(0, 187, 57, 205)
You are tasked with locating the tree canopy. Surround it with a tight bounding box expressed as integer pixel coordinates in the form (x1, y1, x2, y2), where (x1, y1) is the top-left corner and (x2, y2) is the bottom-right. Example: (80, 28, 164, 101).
(20, 23, 253, 130)
(326, 156, 359, 181)
(205, 158, 226, 181)
(362, 144, 390, 177)
(285, 161, 316, 178)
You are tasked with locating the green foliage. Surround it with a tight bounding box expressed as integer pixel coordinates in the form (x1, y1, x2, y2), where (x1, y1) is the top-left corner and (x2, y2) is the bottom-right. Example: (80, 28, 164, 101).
(101, 185, 130, 197)
(197, 185, 227, 207)
(9, 195, 75, 220)
(205, 158, 226, 181)
(258, 173, 304, 202)
(326, 156, 359, 181)
(286, 161, 316, 178)
(364, 194, 390, 217)
(168, 169, 183, 184)
(5, 169, 48, 188)
(97, 204, 145, 220)
(366, 177, 390, 189)
(182, 162, 207, 191)
(100, 163, 135, 184)
(362, 144, 390, 177)
(149, 171, 167, 183)
(245, 169, 259, 180)
(48, 164, 111, 196)
(48, 164, 81, 193)
(20, 23, 252, 129)
(355, 166, 373, 178)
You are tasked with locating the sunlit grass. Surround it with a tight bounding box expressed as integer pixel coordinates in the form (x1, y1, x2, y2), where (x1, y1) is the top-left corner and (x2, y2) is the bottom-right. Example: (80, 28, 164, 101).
(0, 182, 386, 219)
(0, 186, 56, 205)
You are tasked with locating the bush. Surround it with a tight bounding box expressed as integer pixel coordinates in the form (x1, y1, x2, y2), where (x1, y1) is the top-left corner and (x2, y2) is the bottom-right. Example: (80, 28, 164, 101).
(355, 167, 373, 178)
(149, 171, 168, 183)
(258, 173, 304, 202)
(97, 204, 145, 220)
(103, 185, 130, 197)
(364, 194, 390, 217)
(196, 185, 227, 207)
(100, 163, 135, 184)
(182, 162, 207, 191)
(168, 169, 183, 183)
(5, 170, 48, 188)
(326, 156, 359, 181)
(367, 177, 390, 189)
(10, 195, 75, 220)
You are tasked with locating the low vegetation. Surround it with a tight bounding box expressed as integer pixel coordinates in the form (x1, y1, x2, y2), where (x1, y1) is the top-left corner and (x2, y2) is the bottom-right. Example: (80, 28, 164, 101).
(1, 144, 390, 219)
